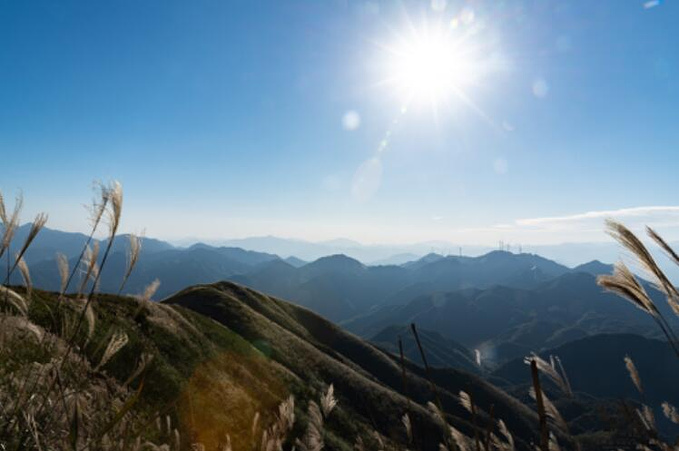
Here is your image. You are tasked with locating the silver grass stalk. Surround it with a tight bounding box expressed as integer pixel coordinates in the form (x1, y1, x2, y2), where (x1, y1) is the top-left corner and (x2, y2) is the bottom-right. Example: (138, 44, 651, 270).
(107, 181, 123, 240)
(59, 182, 110, 298)
(497, 419, 515, 451)
(459, 390, 473, 413)
(5, 212, 47, 282)
(636, 405, 656, 432)
(427, 401, 445, 425)
(548, 432, 561, 451)
(0, 192, 23, 260)
(220, 434, 232, 451)
(79, 242, 100, 295)
(529, 387, 568, 432)
(123, 353, 154, 387)
(16, 254, 32, 300)
(251, 411, 260, 439)
(643, 405, 656, 431)
(599, 258, 679, 355)
(645, 226, 679, 315)
(57, 253, 69, 295)
(87, 180, 109, 227)
(95, 331, 129, 371)
(84, 302, 96, 344)
(260, 429, 269, 451)
(138, 279, 161, 303)
(118, 233, 142, 295)
(597, 262, 658, 316)
(661, 402, 679, 424)
(259, 395, 295, 451)
(449, 426, 471, 451)
(606, 220, 679, 310)
(524, 353, 572, 397)
(73, 181, 122, 314)
(371, 431, 385, 451)
(624, 355, 643, 395)
(402, 413, 412, 443)
(277, 395, 295, 432)
(647, 227, 679, 267)
(320, 384, 337, 418)
(0, 286, 28, 316)
(0, 190, 6, 224)
(552, 356, 572, 397)
(295, 400, 326, 451)
(79, 243, 93, 291)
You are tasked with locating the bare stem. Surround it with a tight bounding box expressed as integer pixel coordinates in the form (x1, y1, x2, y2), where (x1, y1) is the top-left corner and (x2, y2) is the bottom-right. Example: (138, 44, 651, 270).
(530, 360, 550, 451)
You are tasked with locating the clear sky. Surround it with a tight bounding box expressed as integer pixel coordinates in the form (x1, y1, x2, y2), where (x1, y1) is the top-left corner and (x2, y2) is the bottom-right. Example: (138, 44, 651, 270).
(1, 0, 678, 245)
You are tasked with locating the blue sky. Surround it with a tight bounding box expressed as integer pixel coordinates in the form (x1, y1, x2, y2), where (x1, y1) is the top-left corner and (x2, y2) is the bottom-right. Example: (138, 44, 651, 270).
(1, 0, 678, 245)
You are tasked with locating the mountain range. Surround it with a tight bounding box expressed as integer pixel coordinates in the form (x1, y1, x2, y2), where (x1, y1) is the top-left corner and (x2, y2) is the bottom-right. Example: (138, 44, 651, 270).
(344, 271, 677, 363)
(11, 224, 679, 368)
(8, 224, 613, 308)
(7, 224, 679, 449)
(13, 225, 675, 354)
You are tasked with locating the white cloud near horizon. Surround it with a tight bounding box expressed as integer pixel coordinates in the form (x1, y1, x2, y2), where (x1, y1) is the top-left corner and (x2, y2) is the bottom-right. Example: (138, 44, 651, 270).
(516, 206, 679, 226)
(512, 206, 679, 229)
(471, 206, 679, 245)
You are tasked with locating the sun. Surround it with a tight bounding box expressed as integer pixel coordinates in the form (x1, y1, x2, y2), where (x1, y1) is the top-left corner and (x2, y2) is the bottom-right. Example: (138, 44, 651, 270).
(382, 23, 486, 109)
(391, 32, 474, 102)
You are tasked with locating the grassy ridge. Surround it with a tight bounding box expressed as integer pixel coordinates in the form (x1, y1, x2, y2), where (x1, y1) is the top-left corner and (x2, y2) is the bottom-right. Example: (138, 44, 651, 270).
(166, 281, 543, 450)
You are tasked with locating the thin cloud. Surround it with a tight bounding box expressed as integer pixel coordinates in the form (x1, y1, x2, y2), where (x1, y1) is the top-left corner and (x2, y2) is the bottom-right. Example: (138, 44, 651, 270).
(515, 206, 679, 228)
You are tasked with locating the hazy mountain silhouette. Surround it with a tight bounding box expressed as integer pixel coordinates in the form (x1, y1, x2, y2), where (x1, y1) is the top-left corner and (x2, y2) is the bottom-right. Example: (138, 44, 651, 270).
(10, 224, 176, 265)
(572, 260, 614, 276)
(401, 252, 446, 268)
(283, 255, 307, 267)
(344, 272, 676, 364)
(371, 252, 422, 266)
(233, 255, 410, 320)
(232, 251, 585, 322)
(17, 225, 665, 349)
(25, 238, 284, 298)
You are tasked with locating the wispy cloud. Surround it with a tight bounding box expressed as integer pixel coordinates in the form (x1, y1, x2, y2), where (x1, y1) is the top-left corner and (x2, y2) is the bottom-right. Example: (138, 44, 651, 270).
(452, 206, 679, 245)
(514, 206, 679, 229)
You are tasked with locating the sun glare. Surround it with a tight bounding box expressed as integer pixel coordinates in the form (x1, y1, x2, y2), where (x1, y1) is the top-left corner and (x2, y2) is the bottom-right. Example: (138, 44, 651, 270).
(387, 28, 479, 105)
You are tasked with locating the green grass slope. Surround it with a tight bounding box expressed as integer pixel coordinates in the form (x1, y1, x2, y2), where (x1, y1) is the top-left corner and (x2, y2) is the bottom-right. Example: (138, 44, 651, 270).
(166, 281, 543, 450)
(9, 281, 547, 451)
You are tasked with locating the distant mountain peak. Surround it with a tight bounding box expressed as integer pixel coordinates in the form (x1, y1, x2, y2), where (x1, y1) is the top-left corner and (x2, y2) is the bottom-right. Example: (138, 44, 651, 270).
(402, 252, 445, 268)
(283, 256, 307, 268)
(310, 253, 364, 266)
(303, 254, 366, 275)
(573, 260, 613, 276)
